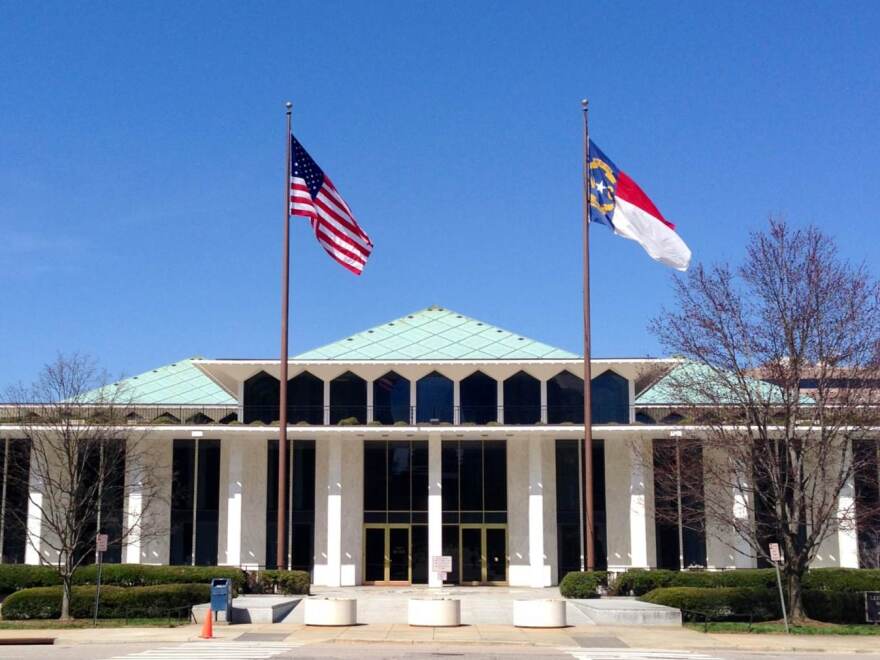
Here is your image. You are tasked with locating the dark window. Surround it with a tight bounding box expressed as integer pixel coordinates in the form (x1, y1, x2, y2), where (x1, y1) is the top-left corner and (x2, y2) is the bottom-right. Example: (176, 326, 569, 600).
(266, 439, 316, 570)
(555, 439, 606, 573)
(0, 439, 30, 563)
(363, 440, 428, 521)
(854, 439, 880, 568)
(330, 371, 366, 425)
(504, 371, 540, 425)
(373, 371, 411, 425)
(417, 372, 453, 423)
(460, 441, 483, 511)
(364, 442, 388, 513)
(170, 439, 220, 565)
(289, 372, 324, 425)
(74, 441, 125, 565)
(388, 441, 411, 511)
(548, 371, 584, 424)
(442, 524, 460, 585)
(592, 370, 629, 424)
(243, 371, 279, 424)
(653, 439, 706, 570)
(442, 440, 507, 523)
(411, 525, 428, 584)
(460, 371, 497, 425)
(412, 442, 428, 512)
(441, 443, 460, 513)
(483, 441, 507, 511)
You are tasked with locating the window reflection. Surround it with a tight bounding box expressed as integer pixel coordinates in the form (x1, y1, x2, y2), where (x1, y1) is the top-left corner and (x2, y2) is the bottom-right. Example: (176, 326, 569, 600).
(416, 372, 453, 423)
(503, 371, 540, 425)
(373, 371, 410, 425)
(460, 371, 497, 425)
(330, 371, 366, 424)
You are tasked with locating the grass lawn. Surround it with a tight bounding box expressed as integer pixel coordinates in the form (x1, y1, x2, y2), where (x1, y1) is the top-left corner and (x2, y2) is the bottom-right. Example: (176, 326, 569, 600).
(685, 621, 880, 635)
(0, 618, 190, 629)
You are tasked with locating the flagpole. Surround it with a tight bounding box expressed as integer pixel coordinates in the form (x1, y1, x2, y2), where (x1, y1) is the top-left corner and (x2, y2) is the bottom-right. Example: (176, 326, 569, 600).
(581, 99, 596, 571)
(277, 101, 292, 569)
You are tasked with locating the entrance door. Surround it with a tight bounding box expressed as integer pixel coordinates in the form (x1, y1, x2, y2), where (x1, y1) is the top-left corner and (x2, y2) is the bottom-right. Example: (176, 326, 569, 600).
(459, 525, 507, 585)
(363, 525, 411, 584)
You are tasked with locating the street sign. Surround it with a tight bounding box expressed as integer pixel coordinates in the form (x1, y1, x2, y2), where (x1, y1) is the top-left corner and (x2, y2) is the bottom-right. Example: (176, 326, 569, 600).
(866, 592, 880, 623)
(769, 543, 782, 562)
(96, 534, 108, 553)
(432, 555, 452, 573)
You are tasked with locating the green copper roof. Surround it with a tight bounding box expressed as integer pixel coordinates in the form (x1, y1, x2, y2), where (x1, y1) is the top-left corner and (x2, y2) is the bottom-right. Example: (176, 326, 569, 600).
(86, 357, 236, 405)
(294, 306, 577, 361)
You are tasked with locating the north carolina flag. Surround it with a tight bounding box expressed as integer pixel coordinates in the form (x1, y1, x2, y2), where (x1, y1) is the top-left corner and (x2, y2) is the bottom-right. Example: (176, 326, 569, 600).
(588, 141, 691, 271)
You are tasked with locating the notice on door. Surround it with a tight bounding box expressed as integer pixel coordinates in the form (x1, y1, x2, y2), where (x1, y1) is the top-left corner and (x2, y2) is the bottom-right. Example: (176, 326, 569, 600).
(432, 555, 452, 573)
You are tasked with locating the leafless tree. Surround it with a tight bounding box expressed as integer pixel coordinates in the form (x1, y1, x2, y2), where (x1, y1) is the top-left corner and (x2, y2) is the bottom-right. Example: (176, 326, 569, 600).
(647, 219, 880, 622)
(3, 354, 165, 620)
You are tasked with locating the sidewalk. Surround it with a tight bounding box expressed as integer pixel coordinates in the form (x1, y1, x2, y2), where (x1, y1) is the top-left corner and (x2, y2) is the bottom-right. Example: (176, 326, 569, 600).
(1, 622, 879, 654)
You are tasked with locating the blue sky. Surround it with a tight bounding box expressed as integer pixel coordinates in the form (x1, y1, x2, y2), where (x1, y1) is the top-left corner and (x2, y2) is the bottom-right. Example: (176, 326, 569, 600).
(2, 1, 879, 387)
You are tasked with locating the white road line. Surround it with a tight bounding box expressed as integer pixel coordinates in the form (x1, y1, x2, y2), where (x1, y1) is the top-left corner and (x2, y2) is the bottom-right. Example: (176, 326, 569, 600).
(561, 651, 721, 660)
(108, 641, 302, 659)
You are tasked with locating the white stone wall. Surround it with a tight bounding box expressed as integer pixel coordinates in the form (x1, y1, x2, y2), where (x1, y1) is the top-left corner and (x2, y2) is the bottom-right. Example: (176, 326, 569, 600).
(218, 437, 267, 569)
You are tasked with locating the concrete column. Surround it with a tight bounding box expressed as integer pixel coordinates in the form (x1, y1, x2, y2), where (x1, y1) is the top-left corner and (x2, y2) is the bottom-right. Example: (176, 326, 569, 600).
(497, 381, 504, 424)
(326, 436, 343, 586)
(539, 380, 548, 424)
(453, 380, 461, 425)
(340, 438, 362, 584)
(24, 468, 42, 565)
(410, 379, 417, 424)
(837, 442, 860, 568)
(366, 379, 374, 423)
(528, 436, 547, 586)
(733, 469, 756, 568)
(124, 442, 143, 564)
(323, 381, 331, 426)
(222, 440, 244, 566)
(428, 432, 443, 586)
(629, 440, 650, 568)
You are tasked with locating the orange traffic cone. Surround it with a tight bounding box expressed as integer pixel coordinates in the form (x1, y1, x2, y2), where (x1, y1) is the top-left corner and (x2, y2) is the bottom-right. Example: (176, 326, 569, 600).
(200, 606, 213, 639)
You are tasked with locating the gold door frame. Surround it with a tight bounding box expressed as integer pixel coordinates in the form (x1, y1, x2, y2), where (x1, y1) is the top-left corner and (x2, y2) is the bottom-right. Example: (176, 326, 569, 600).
(362, 524, 411, 585)
(458, 524, 508, 586)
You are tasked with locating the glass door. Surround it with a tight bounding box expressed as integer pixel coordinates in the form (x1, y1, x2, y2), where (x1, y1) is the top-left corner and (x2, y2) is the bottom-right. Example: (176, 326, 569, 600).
(459, 525, 507, 585)
(363, 524, 411, 584)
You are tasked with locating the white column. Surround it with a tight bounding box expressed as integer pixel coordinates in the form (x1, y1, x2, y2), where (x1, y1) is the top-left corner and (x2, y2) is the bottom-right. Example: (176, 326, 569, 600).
(428, 432, 443, 586)
(528, 436, 547, 586)
(366, 380, 374, 423)
(837, 442, 860, 568)
(733, 470, 756, 568)
(410, 379, 417, 424)
(224, 441, 244, 567)
(497, 381, 505, 424)
(326, 436, 342, 586)
(323, 380, 331, 425)
(539, 381, 548, 424)
(453, 380, 461, 425)
(24, 493, 42, 565)
(124, 444, 143, 564)
(629, 441, 649, 568)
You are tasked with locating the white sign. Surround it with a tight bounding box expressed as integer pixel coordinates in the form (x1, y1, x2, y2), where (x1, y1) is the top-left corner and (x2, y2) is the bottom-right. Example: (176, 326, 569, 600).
(769, 542, 782, 562)
(432, 555, 452, 572)
(96, 534, 109, 553)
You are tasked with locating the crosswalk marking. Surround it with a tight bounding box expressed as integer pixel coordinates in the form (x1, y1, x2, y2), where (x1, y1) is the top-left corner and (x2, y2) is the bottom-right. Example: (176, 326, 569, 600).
(108, 641, 302, 659)
(561, 650, 721, 660)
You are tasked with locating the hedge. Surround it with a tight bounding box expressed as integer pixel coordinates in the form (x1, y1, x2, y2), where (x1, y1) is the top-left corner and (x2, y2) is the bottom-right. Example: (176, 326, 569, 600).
(2, 584, 210, 620)
(640, 587, 781, 621)
(73, 565, 247, 593)
(249, 570, 310, 596)
(0, 565, 60, 593)
(611, 568, 880, 597)
(559, 571, 607, 599)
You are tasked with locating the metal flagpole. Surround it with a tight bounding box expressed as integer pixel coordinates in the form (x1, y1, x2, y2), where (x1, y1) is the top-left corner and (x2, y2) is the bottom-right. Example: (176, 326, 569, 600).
(581, 99, 596, 571)
(277, 101, 293, 569)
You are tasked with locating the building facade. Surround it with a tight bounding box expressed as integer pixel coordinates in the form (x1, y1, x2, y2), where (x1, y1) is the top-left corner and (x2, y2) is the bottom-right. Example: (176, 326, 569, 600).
(2, 306, 879, 584)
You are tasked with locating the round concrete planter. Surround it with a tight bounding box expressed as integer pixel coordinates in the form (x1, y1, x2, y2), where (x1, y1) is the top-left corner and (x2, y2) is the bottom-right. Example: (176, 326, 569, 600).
(512, 599, 567, 628)
(304, 597, 357, 626)
(408, 598, 461, 627)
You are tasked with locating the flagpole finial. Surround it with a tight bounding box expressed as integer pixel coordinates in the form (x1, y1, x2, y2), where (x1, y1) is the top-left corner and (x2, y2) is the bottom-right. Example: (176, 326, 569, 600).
(285, 101, 293, 113)
(581, 98, 589, 110)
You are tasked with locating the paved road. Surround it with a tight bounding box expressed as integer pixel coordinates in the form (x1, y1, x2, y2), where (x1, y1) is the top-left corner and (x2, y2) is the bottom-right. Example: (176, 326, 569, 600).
(2, 642, 880, 660)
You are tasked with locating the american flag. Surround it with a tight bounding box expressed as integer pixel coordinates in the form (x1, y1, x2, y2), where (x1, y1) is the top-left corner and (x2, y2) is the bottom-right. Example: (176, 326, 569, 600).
(289, 135, 373, 275)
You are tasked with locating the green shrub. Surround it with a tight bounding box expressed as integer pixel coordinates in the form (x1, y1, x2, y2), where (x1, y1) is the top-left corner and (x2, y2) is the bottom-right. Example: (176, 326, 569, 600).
(0, 565, 60, 594)
(640, 587, 781, 622)
(802, 589, 865, 624)
(73, 565, 246, 594)
(250, 570, 310, 596)
(559, 571, 607, 599)
(2, 583, 210, 620)
(610, 569, 777, 596)
(804, 568, 880, 593)
(337, 417, 360, 426)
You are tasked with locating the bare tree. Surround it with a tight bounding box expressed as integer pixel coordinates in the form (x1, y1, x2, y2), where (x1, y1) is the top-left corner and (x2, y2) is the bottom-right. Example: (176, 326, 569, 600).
(648, 219, 880, 622)
(4, 354, 165, 621)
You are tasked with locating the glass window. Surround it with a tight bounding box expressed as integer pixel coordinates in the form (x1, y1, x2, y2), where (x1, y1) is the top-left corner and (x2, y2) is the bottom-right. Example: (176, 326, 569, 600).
(1, 439, 30, 564)
(555, 439, 607, 572)
(195, 439, 220, 566)
(170, 438, 220, 566)
(362, 440, 427, 519)
(363, 441, 387, 512)
(330, 371, 366, 425)
(592, 370, 629, 424)
(460, 441, 483, 511)
(416, 372, 453, 423)
(289, 372, 324, 425)
(388, 441, 411, 511)
(411, 442, 428, 512)
(243, 371, 280, 424)
(170, 440, 195, 565)
(653, 438, 706, 570)
(441, 439, 508, 522)
(503, 371, 540, 425)
(548, 371, 584, 424)
(483, 440, 507, 511)
(460, 371, 497, 425)
(441, 443, 460, 512)
(854, 439, 880, 568)
(373, 371, 410, 425)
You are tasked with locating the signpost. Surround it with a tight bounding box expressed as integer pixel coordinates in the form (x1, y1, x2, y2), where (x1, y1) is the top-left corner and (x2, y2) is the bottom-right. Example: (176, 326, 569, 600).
(93, 533, 108, 626)
(432, 555, 452, 583)
(866, 591, 880, 624)
(768, 543, 789, 634)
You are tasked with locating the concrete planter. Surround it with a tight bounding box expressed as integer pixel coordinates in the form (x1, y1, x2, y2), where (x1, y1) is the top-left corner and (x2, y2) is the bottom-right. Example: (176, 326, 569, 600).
(513, 599, 567, 628)
(304, 597, 357, 626)
(408, 598, 461, 627)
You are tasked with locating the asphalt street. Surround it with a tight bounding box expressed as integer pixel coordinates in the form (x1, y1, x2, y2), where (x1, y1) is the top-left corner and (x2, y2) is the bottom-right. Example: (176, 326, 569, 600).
(1, 642, 879, 660)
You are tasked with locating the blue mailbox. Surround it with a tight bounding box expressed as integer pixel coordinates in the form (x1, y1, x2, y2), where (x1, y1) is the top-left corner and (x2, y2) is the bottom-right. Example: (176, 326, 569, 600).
(210, 578, 232, 621)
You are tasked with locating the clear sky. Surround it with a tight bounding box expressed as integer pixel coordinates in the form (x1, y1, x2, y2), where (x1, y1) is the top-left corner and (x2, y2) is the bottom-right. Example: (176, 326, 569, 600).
(2, 1, 879, 387)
